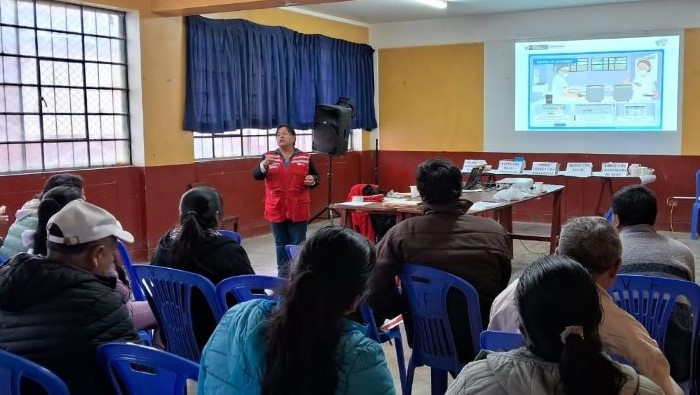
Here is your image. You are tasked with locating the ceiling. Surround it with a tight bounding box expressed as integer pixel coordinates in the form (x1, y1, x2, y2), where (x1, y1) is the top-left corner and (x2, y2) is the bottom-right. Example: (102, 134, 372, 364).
(289, 0, 659, 25)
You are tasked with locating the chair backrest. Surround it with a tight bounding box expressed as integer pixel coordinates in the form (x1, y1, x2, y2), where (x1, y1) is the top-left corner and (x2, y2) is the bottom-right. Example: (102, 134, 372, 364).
(399, 264, 483, 373)
(618, 263, 692, 282)
(218, 230, 242, 244)
(695, 169, 700, 201)
(216, 275, 287, 310)
(479, 330, 524, 352)
(132, 265, 224, 362)
(0, 350, 69, 395)
(117, 240, 146, 301)
(608, 274, 700, 353)
(285, 244, 301, 262)
(359, 300, 382, 342)
(97, 343, 198, 395)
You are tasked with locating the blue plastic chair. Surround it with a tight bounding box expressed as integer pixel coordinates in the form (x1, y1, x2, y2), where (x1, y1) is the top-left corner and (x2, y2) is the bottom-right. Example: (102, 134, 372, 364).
(219, 230, 242, 244)
(216, 275, 287, 310)
(117, 241, 146, 301)
(692, 169, 700, 240)
(132, 265, 224, 362)
(117, 241, 153, 346)
(284, 244, 301, 262)
(399, 264, 483, 395)
(609, 274, 700, 393)
(604, 207, 614, 223)
(97, 343, 198, 395)
(479, 330, 524, 352)
(359, 301, 407, 394)
(0, 350, 69, 394)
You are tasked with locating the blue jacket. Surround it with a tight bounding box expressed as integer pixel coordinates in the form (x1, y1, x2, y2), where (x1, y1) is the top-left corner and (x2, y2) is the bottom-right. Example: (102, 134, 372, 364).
(198, 299, 396, 395)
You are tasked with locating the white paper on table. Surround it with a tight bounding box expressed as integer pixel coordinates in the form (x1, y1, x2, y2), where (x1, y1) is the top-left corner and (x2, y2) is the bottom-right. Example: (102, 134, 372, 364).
(384, 199, 421, 206)
(338, 201, 374, 207)
(558, 170, 590, 178)
(462, 188, 484, 193)
(383, 197, 408, 203)
(469, 201, 500, 212)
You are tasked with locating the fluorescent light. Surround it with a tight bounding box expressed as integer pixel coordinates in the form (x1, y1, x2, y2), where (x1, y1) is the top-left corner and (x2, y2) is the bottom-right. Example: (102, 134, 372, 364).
(414, 0, 447, 9)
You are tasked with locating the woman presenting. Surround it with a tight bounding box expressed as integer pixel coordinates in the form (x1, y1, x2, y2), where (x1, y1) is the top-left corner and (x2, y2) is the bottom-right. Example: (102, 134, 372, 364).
(253, 124, 320, 278)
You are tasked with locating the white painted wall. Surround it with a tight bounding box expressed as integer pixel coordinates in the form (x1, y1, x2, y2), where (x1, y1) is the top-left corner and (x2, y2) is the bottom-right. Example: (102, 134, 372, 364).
(369, 0, 700, 154)
(369, 0, 700, 49)
(126, 10, 145, 166)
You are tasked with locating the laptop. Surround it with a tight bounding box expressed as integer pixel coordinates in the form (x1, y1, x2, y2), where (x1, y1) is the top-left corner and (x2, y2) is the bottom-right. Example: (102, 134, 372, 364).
(463, 165, 485, 191)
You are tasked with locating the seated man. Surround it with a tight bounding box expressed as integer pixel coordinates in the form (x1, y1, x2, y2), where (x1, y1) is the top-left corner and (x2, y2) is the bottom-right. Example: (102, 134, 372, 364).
(612, 185, 695, 382)
(368, 158, 511, 362)
(612, 185, 695, 280)
(0, 173, 84, 259)
(489, 216, 682, 395)
(0, 200, 139, 395)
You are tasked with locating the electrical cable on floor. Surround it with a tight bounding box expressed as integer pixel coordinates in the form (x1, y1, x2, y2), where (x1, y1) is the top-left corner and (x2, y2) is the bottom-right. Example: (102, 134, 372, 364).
(518, 239, 548, 256)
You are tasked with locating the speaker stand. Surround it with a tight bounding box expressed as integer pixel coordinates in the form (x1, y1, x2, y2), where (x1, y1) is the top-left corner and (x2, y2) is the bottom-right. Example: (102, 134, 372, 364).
(310, 155, 340, 224)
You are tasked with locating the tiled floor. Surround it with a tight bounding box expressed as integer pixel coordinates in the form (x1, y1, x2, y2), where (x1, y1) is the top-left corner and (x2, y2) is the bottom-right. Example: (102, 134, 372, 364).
(241, 219, 700, 395)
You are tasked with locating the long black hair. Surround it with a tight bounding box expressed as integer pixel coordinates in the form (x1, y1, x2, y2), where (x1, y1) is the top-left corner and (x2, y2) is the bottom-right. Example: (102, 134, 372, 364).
(33, 186, 83, 256)
(262, 226, 375, 395)
(168, 186, 223, 272)
(516, 255, 626, 395)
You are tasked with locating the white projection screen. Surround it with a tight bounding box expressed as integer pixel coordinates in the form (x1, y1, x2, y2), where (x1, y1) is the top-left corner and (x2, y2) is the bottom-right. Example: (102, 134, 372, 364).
(484, 32, 683, 154)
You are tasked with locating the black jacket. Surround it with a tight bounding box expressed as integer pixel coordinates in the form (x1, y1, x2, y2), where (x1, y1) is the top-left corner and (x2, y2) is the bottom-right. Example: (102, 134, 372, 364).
(151, 230, 255, 349)
(0, 254, 139, 395)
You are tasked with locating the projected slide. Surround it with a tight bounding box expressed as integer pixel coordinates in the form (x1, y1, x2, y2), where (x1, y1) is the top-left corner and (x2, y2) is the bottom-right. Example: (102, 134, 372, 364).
(514, 36, 680, 132)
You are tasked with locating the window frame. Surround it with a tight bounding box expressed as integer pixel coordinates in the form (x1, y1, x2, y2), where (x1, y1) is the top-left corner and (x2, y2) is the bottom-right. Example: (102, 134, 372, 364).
(193, 127, 360, 161)
(0, 0, 132, 173)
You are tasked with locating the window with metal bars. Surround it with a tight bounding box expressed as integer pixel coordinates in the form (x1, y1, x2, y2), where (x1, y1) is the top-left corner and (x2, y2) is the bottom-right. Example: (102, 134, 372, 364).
(0, 0, 130, 173)
(193, 128, 358, 160)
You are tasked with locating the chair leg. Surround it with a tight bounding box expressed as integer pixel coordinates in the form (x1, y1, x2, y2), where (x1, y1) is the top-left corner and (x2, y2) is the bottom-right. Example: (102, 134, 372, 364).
(393, 334, 407, 395)
(430, 368, 448, 395)
(405, 355, 415, 395)
(692, 206, 699, 240)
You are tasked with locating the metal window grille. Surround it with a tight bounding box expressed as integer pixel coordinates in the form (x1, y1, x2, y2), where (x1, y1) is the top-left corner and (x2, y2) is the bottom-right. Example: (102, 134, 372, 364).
(0, 0, 131, 173)
(194, 128, 358, 160)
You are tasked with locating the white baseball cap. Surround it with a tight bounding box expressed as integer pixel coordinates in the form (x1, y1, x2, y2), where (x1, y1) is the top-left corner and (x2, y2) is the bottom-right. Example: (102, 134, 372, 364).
(47, 200, 134, 246)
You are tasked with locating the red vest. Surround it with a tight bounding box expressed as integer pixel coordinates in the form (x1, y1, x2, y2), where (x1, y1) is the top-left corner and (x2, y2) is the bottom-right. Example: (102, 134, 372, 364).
(263, 151, 311, 223)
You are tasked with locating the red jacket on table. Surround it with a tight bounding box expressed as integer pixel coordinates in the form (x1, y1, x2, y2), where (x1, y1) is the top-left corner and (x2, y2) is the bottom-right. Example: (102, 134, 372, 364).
(253, 149, 320, 223)
(346, 183, 378, 243)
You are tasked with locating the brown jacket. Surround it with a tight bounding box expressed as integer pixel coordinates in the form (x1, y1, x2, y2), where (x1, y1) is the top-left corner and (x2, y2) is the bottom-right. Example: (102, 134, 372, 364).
(368, 200, 511, 361)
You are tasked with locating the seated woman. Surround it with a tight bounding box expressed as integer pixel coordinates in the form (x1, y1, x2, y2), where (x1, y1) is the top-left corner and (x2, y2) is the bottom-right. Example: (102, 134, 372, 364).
(151, 186, 254, 348)
(31, 186, 156, 331)
(447, 255, 662, 395)
(198, 226, 395, 395)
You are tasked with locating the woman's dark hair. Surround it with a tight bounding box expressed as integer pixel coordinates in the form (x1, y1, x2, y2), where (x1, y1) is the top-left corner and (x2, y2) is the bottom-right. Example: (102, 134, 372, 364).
(276, 124, 296, 136)
(168, 186, 223, 271)
(33, 186, 83, 256)
(516, 255, 626, 395)
(42, 173, 84, 196)
(262, 226, 375, 395)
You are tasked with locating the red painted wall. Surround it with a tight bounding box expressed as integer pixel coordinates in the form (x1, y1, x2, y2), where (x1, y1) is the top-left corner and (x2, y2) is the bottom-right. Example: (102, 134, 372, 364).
(2, 150, 690, 261)
(0, 166, 147, 256)
(377, 151, 700, 232)
(0, 151, 370, 261)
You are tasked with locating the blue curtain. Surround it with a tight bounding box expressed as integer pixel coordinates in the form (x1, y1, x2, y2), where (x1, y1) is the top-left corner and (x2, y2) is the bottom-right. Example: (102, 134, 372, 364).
(184, 16, 377, 133)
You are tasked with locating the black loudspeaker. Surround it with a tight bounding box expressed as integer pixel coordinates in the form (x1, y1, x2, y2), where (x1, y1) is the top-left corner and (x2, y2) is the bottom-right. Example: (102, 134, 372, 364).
(312, 104, 352, 156)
